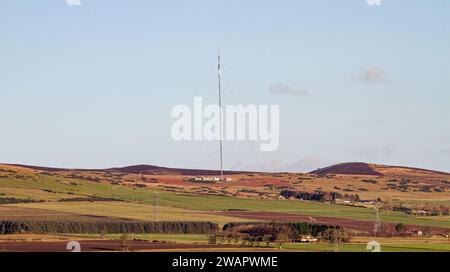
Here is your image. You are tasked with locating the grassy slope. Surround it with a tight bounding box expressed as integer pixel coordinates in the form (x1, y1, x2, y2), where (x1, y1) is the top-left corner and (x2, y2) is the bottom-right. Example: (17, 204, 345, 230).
(153, 193, 450, 228)
(7, 202, 251, 226)
(1, 232, 448, 252)
(1, 171, 449, 228)
(278, 243, 450, 252)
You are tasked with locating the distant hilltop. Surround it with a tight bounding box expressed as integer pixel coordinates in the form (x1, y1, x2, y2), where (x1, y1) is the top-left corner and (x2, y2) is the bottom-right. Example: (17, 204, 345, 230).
(310, 162, 450, 176)
(0, 163, 250, 176)
(1, 162, 449, 177)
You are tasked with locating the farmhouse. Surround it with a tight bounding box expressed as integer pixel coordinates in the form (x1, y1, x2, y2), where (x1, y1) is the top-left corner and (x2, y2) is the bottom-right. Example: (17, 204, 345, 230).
(300, 235, 318, 243)
(415, 210, 429, 216)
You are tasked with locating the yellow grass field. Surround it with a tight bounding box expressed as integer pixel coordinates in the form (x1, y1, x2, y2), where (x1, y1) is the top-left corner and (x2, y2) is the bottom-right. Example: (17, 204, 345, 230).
(6, 201, 253, 226)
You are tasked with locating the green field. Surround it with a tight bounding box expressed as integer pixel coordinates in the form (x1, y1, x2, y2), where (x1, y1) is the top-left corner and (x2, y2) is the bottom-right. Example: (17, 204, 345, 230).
(277, 243, 450, 252)
(2, 231, 448, 252)
(6, 202, 252, 226)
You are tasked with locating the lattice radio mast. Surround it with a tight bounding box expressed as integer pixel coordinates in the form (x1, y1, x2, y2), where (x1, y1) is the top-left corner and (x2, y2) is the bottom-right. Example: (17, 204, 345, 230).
(217, 50, 224, 181)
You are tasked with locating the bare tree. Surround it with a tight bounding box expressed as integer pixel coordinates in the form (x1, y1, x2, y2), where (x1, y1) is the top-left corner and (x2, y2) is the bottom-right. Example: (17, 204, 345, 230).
(120, 234, 132, 252)
(263, 235, 273, 247)
(276, 232, 289, 249)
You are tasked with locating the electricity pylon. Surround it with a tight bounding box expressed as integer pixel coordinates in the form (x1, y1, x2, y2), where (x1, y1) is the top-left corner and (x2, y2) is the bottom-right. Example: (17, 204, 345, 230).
(153, 191, 158, 221)
(333, 227, 339, 252)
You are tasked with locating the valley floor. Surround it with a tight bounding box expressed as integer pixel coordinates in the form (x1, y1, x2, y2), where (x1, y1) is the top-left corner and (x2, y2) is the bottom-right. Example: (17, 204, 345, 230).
(1, 234, 449, 252)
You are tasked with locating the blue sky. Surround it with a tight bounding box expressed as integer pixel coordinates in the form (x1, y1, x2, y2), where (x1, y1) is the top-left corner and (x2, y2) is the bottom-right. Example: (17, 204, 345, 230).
(1, 0, 449, 172)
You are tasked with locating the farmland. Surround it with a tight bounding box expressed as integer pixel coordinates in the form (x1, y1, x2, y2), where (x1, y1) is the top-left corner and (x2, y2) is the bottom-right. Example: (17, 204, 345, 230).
(0, 163, 449, 252)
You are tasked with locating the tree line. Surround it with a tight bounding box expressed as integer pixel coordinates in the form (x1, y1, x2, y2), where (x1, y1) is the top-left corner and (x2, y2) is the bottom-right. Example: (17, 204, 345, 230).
(0, 220, 218, 235)
(220, 221, 351, 245)
(280, 190, 360, 202)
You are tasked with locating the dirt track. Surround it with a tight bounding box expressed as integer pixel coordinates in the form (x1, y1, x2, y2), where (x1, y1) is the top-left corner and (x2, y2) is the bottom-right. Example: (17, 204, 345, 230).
(216, 211, 449, 234)
(0, 240, 228, 252)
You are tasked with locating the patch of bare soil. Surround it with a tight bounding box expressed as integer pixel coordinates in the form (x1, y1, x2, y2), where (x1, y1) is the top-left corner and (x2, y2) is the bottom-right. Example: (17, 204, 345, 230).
(0, 240, 229, 252)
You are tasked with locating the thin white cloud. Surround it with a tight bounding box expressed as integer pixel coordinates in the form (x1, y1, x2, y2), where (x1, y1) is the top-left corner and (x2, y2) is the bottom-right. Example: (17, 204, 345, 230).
(356, 67, 390, 84)
(269, 83, 309, 96)
(283, 156, 332, 173)
(66, 0, 81, 6)
(350, 144, 396, 159)
(231, 156, 331, 173)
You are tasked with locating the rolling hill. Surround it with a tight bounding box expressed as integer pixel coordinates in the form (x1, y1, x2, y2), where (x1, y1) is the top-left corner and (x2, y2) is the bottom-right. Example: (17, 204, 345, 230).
(0, 162, 449, 238)
(3, 163, 249, 176)
(311, 162, 383, 176)
(311, 162, 450, 176)
(1, 162, 449, 205)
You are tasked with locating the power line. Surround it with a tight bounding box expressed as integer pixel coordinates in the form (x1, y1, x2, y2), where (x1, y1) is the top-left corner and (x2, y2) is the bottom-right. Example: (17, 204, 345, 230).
(221, 64, 266, 172)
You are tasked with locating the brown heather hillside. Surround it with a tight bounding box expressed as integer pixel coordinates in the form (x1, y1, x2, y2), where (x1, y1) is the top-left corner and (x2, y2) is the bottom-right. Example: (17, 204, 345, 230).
(4, 163, 249, 176)
(311, 162, 382, 176)
(311, 162, 450, 177)
(1, 163, 450, 204)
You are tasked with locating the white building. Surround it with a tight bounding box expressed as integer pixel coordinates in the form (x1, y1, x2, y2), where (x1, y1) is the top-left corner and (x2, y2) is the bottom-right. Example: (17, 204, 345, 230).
(194, 176, 232, 182)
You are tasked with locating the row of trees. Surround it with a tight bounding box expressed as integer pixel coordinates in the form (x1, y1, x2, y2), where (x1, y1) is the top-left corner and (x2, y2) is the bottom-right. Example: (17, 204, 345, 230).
(217, 222, 351, 247)
(0, 220, 218, 235)
(223, 222, 336, 237)
(0, 198, 44, 204)
(280, 190, 360, 203)
(383, 201, 450, 217)
(58, 196, 124, 203)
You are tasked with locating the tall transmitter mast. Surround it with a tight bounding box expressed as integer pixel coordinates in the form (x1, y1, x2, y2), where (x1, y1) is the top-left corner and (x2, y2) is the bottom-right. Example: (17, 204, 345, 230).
(217, 51, 224, 181)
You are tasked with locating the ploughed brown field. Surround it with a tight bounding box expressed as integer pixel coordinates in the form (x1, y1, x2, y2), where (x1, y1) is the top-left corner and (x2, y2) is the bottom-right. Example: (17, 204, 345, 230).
(0, 206, 130, 222)
(0, 240, 229, 252)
